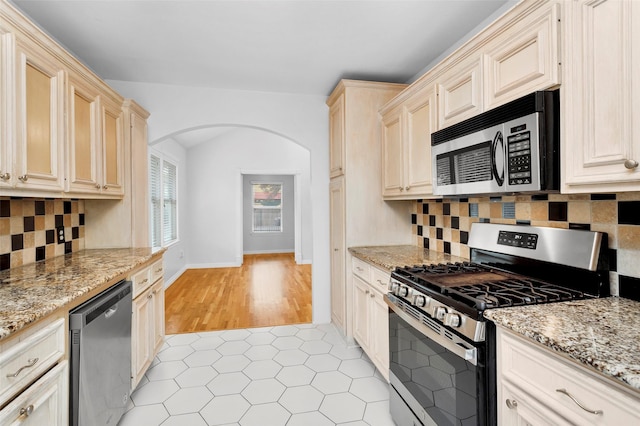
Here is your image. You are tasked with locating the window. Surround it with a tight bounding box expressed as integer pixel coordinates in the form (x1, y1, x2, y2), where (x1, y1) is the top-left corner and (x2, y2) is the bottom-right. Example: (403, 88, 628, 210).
(150, 153, 178, 247)
(252, 183, 282, 232)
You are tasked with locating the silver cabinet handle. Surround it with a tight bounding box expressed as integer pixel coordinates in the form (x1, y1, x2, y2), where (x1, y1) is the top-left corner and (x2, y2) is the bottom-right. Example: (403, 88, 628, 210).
(369, 293, 375, 298)
(376, 280, 384, 285)
(505, 399, 518, 409)
(556, 389, 603, 415)
(155, 268, 163, 273)
(624, 159, 639, 169)
(19, 404, 34, 418)
(356, 267, 363, 272)
(141, 278, 149, 284)
(18, 174, 28, 182)
(0, 172, 9, 181)
(365, 289, 370, 294)
(6, 358, 39, 378)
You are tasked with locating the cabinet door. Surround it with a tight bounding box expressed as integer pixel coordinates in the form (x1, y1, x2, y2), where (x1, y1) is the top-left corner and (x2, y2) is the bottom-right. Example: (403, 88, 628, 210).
(562, 0, 640, 192)
(14, 39, 64, 192)
(100, 96, 124, 196)
(132, 288, 153, 389)
(329, 93, 345, 177)
(151, 280, 165, 354)
(0, 361, 68, 426)
(381, 107, 404, 197)
(484, 3, 561, 109)
(329, 176, 346, 332)
(369, 289, 389, 381)
(352, 276, 370, 350)
(499, 381, 570, 426)
(405, 85, 437, 196)
(67, 74, 100, 194)
(437, 56, 483, 128)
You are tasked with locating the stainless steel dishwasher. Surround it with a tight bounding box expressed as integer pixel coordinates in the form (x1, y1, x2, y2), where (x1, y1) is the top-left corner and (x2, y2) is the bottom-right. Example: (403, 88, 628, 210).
(70, 280, 132, 426)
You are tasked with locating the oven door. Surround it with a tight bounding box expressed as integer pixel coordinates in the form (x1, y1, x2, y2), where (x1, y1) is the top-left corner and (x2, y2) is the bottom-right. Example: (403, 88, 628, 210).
(386, 296, 491, 426)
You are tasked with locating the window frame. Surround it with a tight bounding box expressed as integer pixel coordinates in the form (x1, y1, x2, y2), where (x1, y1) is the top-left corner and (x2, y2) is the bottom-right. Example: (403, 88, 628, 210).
(149, 150, 179, 248)
(251, 181, 283, 234)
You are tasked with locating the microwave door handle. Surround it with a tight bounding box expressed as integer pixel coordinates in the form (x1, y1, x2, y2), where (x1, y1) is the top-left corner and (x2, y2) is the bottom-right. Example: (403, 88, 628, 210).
(492, 130, 504, 186)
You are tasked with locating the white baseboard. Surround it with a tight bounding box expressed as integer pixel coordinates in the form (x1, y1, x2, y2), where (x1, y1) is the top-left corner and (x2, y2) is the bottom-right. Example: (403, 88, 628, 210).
(186, 262, 242, 269)
(297, 258, 312, 265)
(164, 266, 188, 289)
(243, 249, 294, 255)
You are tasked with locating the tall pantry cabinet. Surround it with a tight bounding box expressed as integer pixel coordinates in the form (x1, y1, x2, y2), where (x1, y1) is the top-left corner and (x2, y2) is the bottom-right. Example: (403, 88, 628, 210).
(327, 80, 411, 338)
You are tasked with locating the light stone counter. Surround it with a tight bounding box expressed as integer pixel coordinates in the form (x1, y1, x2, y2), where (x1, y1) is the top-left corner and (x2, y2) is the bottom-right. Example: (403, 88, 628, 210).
(0, 248, 164, 340)
(484, 297, 640, 393)
(348, 245, 467, 271)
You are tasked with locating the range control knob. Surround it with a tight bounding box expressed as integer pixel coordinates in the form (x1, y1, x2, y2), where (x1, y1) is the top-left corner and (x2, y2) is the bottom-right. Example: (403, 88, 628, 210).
(398, 286, 410, 298)
(444, 313, 462, 328)
(388, 281, 399, 293)
(434, 306, 448, 321)
(412, 294, 427, 308)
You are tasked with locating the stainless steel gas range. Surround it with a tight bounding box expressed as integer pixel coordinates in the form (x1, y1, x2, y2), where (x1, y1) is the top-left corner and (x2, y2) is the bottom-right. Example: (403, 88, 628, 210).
(385, 223, 609, 426)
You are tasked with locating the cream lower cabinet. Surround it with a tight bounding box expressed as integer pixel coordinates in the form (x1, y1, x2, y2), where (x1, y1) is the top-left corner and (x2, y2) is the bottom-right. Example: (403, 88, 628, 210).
(496, 326, 640, 425)
(381, 83, 437, 199)
(352, 257, 390, 381)
(562, 0, 640, 192)
(131, 258, 165, 389)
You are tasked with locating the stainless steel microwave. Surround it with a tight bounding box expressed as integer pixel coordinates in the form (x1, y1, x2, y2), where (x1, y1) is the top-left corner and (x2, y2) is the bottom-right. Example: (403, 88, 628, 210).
(431, 90, 559, 196)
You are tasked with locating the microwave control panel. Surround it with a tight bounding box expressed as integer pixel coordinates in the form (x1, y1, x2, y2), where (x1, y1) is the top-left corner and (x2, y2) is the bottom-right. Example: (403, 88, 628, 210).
(507, 123, 532, 185)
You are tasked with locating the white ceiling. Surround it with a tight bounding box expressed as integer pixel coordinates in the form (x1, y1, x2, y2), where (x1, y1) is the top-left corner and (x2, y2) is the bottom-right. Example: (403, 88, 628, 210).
(10, 0, 512, 97)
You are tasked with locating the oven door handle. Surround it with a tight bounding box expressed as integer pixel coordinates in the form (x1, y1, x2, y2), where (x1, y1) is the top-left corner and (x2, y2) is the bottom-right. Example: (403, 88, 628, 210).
(385, 295, 478, 366)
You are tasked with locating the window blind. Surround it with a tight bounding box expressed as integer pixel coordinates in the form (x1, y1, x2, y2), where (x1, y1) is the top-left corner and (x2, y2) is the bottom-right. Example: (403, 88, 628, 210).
(150, 154, 162, 247)
(162, 160, 177, 245)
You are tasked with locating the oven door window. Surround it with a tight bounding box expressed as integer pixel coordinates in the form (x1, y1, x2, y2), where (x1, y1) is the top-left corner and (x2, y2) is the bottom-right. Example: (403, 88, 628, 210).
(389, 310, 483, 426)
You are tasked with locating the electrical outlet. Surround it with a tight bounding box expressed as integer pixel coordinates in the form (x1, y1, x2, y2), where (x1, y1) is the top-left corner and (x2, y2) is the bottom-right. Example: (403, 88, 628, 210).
(56, 226, 65, 244)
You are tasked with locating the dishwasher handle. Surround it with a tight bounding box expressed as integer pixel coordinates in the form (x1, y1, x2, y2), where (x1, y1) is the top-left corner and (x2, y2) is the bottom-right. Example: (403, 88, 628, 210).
(69, 280, 132, 329)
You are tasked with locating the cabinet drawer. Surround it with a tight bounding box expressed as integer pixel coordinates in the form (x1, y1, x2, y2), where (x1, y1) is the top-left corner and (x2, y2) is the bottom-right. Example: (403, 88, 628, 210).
(351, 257, 371, 281)
(150, 259, 164, 284)
(500, 329, 640, 425)
(131, 266, 151, 298)
(0, 361, 67, 426)
(370, 267, 390, 294)
(0, 318, 65, 407)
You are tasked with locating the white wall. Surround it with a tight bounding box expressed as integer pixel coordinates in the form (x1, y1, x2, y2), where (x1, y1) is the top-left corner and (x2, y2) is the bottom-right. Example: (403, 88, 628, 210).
(106, 80, 331, 324)
(243, 174, 296, 255)
(149, 138, 188, 287)
(186, 128, 311, 266)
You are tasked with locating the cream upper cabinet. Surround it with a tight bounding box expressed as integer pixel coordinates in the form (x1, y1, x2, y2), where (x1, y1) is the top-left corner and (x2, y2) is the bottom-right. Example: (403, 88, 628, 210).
(0, 29, 11, 188)
(483, 3, 561, 109)
(67, 72, 124, 197)
(67, 72, 100, 194)
(13, 37, 65, 192)
(329, 93, 345, 178)
(381, 106, 403, 197)
(381, 83, 437, 200)
(437, 55, 483, 129)
(99, 95, 124, 196)
(562, 0, 640, 192)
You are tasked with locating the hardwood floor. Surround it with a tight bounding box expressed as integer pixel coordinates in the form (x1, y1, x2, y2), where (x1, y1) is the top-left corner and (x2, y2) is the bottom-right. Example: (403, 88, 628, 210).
(164, 253, 312, 334)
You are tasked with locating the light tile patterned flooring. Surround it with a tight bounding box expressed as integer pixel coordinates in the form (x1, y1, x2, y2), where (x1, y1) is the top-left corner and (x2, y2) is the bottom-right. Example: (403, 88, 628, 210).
(118, 323, 395, 426)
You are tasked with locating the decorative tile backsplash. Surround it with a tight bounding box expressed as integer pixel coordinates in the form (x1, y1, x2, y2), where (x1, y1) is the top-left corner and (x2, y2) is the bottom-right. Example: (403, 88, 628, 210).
(411, 193, 640, 298)
(0, 198, 85, 270)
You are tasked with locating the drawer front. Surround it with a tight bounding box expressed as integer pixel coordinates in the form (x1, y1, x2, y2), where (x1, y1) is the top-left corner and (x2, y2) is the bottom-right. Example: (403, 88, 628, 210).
(351, 257, 371, 281)
(370, 266, 391, 295)
(150, 259, 164, 284)
(499, 329, 640, 425)
(0, 319, 65, 407)
(0, 361, 68, 426)
(131, 266, 151, 298)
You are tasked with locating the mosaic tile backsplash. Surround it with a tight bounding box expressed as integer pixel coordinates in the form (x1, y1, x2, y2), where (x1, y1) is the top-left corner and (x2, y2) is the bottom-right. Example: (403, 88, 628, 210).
(411, 193, 640, 300)
(0, 198, 85, 271)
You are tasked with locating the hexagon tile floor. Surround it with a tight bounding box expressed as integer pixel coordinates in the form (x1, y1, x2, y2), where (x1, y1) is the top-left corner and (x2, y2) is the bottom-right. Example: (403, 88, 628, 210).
(118, 323, 395, 426)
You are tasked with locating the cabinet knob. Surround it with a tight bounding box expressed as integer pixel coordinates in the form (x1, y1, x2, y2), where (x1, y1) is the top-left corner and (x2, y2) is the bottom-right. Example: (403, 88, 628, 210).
(399, 187, 404, 191)
(103, 185, 109, 190)
(556, 389, 603, 415)
(624, 159, 639, 169)
(369, 293, 375, 298)
(405, 186, 410, 191)
(18, 174, 28, 182)
(365, 289, 370, 294)
(19, 404, 34, 418)
(334, 248, 339, 252)
(0, 172, 9, 181)
(95, 184, 101, 189)
(505, 399, 518, 410)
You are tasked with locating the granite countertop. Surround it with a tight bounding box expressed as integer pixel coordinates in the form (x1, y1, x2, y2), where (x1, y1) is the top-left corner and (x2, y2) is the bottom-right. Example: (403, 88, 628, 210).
(485, 297, 640, 393)
(0, 248, 164, 341)
(348, 245, 467, 271)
